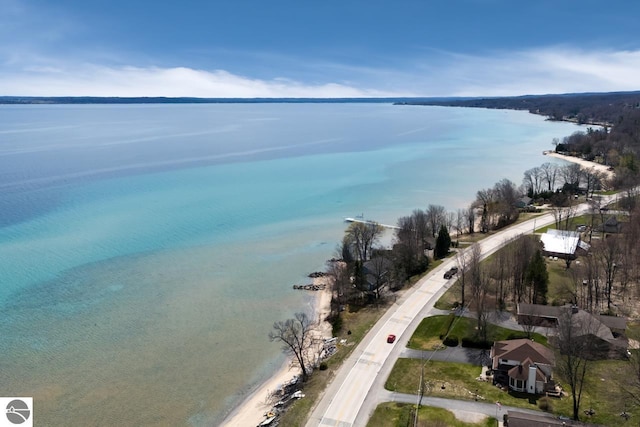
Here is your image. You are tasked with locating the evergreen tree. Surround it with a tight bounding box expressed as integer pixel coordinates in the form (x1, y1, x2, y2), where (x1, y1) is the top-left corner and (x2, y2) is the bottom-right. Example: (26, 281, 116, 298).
(434, 225, 451, 259)
(526, 249, 549, 304)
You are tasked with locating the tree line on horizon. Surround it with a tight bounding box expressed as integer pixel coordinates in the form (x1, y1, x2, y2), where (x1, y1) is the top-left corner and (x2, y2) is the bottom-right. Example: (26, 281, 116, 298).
(407, 91, 640, 188)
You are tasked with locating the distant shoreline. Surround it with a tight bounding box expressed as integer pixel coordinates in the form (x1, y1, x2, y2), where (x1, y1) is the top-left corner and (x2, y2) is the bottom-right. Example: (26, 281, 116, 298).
(0, 96, 450, 105)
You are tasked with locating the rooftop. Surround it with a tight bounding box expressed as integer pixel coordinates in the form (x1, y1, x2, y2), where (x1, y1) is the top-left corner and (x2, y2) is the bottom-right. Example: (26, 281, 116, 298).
(492, 339, 555, 367)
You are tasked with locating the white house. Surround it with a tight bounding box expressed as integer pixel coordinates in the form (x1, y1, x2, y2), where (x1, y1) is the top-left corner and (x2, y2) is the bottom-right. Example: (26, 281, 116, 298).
(540, 229, 589, 259)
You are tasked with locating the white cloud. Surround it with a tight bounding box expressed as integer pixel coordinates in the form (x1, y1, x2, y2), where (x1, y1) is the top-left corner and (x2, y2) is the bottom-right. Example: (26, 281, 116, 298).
(429, 47, 640, 97)
(0, 46, 639, 98)
(0, 64, 396, 98)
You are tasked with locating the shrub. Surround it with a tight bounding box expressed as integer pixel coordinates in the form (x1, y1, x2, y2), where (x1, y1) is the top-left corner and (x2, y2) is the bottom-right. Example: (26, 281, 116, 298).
(319, 362, 328, 371)
(461, 337, 492, 349)
(538, 396, 553, 412)
(443, 335, 459, 347)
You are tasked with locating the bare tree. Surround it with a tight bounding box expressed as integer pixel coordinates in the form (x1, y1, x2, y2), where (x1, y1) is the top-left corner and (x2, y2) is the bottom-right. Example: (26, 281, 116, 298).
(540, 162, 559, 192)
(583, 168, 604, 198)
(468, 243, 489, 340)
(594, 235, 622, 313)
(493, 178, 520, 227)
(465, 205, 476, 234)
(476, 271, 491, 344)
(327, 257, 351, 309)
(364, 252, 391, 300)
(426, 204, 446, 237)
(445, 211, 456, 236)
(586, 197, 605, 242)
(344, 221, 383, 264)
(519, 305, 539, 339)
(555, 307, 598, 421)
(523, 166, 543, 196)
(550, 201, 577, 232)
(394, 211, 430, 282)
(622, 183, 640, 211)
(583, 250, 603, 312)
(269, 312, 316, 382)
(476, 188, 495, 232)
(489, 238, 511, 309)
(508, 235, 536, 304)
(456, 208, 466, 237)
(560, 163, 583, 193)
(411, 209, 430, 250)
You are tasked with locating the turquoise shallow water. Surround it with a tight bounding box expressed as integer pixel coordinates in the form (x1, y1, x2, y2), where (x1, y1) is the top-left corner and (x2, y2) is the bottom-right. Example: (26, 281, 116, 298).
(0, 103, 579, 426)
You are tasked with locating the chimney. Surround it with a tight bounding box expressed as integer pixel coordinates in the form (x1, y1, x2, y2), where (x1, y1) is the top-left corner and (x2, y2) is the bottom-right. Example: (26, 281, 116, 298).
(528, 365, 537, 394)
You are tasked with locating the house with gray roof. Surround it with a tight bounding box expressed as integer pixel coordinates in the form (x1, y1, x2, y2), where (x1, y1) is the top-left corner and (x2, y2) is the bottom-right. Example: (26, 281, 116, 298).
(517, 303, 628, 359)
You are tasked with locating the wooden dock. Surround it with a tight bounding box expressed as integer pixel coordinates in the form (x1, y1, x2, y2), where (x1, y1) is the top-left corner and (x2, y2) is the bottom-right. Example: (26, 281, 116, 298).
(344, 217, 400, 230)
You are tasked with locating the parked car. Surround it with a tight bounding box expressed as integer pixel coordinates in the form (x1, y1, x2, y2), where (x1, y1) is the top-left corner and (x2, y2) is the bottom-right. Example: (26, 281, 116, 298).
(443, 267, 459, 279)
(387, 334, 396, 343)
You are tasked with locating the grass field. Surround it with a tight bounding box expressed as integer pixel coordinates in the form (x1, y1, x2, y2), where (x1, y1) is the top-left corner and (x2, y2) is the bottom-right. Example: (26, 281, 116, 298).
(408, 315, 547, 350)
(384, 357, 639, 425)
(368, 403, 496, 427)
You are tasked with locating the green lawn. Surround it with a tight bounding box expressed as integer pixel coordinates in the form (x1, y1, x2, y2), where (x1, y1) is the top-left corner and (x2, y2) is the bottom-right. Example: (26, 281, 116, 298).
(368, 403, 495, 427)
(407, 315, 547, 350)
(386, 359, 516, 405)
(385, 358, 639, 425)
(545, 259, 577, 305)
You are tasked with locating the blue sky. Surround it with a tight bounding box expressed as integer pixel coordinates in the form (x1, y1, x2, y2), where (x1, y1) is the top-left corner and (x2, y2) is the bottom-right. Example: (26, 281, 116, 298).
(2, 0, 640, 97)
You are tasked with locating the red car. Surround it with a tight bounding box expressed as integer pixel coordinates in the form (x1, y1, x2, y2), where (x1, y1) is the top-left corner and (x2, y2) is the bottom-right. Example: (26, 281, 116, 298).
(387, 334, 396, 343)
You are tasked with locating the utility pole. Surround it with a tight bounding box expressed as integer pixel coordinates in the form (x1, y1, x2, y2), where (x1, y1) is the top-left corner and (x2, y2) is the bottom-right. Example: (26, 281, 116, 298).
(414, 352, 426, 427)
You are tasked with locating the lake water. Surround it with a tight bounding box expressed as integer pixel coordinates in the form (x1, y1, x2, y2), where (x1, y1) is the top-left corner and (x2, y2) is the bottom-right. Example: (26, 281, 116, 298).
(0, 103, 580, 426)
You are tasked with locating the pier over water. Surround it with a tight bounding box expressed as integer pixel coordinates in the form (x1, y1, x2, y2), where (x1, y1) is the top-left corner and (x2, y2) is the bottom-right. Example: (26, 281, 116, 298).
(343, 217, 400, 230)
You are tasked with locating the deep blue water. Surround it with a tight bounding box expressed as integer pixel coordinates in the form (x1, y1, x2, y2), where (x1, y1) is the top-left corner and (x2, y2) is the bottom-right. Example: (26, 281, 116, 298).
(0, 103, 579, 426)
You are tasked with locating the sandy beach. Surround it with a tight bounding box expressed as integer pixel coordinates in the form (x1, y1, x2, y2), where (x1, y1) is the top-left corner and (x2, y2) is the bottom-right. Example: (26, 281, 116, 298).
(543, 150, 614, 180)
(221, 277, 333, 427)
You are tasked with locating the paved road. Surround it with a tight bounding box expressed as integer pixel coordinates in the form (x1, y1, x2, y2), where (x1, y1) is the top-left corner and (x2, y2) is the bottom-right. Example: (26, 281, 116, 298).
(306, 196, 616, 427)
(386, 391, 545, 423)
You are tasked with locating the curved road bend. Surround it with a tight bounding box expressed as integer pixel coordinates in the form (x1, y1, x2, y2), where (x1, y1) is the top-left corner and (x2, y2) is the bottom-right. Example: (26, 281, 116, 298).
(307, 197, 613, 427)
(387, 391, 544, 422)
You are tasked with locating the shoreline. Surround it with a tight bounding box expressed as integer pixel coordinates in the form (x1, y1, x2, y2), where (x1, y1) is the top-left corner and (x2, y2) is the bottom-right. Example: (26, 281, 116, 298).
(222, 150, 603, 427)
(222, 153, 599, 427)
(543, 150, 614, 180)
(221, 277, 333, 427)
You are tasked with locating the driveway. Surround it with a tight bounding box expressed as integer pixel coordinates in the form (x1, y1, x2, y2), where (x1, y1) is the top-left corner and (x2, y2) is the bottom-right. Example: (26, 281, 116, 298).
(401, 346, 491, 366)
